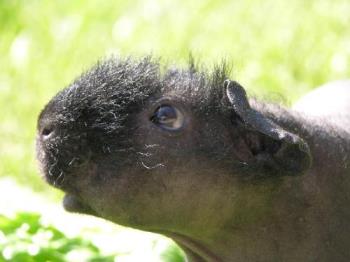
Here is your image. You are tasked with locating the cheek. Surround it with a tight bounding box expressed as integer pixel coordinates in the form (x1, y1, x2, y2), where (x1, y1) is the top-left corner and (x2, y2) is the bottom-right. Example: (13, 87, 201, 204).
(134, 125, 201, 170)
(73, 163, 164, 217)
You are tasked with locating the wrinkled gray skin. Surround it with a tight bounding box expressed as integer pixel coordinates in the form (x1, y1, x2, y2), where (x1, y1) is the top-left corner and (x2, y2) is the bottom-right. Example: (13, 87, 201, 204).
(36, 58, 350, 262)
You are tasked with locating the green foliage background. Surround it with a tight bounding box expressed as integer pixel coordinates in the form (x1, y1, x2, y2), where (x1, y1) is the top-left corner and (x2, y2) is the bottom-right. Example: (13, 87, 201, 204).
(0, 0, 349, 261)
(0, 213, 115, 262)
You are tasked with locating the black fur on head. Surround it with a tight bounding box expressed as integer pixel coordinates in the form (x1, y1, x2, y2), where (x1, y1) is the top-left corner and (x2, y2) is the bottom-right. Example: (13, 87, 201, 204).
(36, 56, 232, 190)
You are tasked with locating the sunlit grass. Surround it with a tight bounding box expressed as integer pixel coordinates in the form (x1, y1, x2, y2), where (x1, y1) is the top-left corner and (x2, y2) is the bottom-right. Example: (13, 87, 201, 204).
(0, 0, 350, 260)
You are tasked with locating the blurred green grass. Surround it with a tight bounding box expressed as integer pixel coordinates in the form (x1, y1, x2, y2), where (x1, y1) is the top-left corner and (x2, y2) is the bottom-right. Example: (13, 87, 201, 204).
(0, 0, 349, 260)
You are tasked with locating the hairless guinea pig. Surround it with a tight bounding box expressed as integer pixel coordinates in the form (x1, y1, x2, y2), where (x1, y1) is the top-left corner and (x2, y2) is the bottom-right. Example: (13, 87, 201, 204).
(36, 57, 350, 262)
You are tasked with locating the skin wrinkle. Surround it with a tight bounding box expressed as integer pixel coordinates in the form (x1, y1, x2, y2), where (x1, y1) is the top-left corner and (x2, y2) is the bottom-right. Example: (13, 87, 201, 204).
(36, 57, 350, 261)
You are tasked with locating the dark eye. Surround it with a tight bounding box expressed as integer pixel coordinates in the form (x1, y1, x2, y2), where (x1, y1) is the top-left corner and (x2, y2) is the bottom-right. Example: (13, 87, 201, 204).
(151, 105, 185, 130)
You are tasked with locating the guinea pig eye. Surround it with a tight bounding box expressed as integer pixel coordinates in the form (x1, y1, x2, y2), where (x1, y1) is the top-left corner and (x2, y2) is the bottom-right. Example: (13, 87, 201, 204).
(150, 105, 184, 130)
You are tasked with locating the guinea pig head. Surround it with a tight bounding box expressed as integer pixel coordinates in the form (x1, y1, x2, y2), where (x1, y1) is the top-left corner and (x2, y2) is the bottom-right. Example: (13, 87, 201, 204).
(36, 57, 311, 237)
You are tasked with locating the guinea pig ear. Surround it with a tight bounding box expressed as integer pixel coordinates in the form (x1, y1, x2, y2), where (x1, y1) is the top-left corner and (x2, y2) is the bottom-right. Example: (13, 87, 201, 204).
(223, 80, 311, 177)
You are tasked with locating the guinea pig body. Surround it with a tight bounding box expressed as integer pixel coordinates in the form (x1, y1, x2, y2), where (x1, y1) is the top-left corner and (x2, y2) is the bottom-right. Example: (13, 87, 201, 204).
(37, 57, 350, 262)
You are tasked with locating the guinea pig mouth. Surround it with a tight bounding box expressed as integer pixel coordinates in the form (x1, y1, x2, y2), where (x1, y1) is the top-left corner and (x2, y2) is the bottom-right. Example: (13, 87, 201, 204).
(37, 152, 88, 191)
(36, 138, 91, 190)
(41, 158, 90, 191)
(63, 193, 97, 216)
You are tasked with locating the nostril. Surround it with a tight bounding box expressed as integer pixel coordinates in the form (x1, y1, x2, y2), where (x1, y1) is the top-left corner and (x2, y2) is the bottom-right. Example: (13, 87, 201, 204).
(41, 127, 54, 140)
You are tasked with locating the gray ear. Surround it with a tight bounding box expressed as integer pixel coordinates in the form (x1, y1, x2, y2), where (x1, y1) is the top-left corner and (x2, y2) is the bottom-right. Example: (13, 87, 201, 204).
(224, 80, 311, 177)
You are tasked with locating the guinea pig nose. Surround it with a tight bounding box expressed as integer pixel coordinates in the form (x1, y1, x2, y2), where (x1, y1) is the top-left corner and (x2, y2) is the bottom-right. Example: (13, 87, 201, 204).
(41, 126, 55, 140)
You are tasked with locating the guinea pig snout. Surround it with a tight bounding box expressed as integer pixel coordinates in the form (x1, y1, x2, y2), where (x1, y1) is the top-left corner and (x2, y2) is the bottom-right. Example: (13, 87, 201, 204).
(40, 125, 55, 141)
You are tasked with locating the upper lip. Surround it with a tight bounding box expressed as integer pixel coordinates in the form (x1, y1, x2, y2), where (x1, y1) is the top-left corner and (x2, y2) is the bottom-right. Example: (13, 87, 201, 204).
(43, 164, 66, 189)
